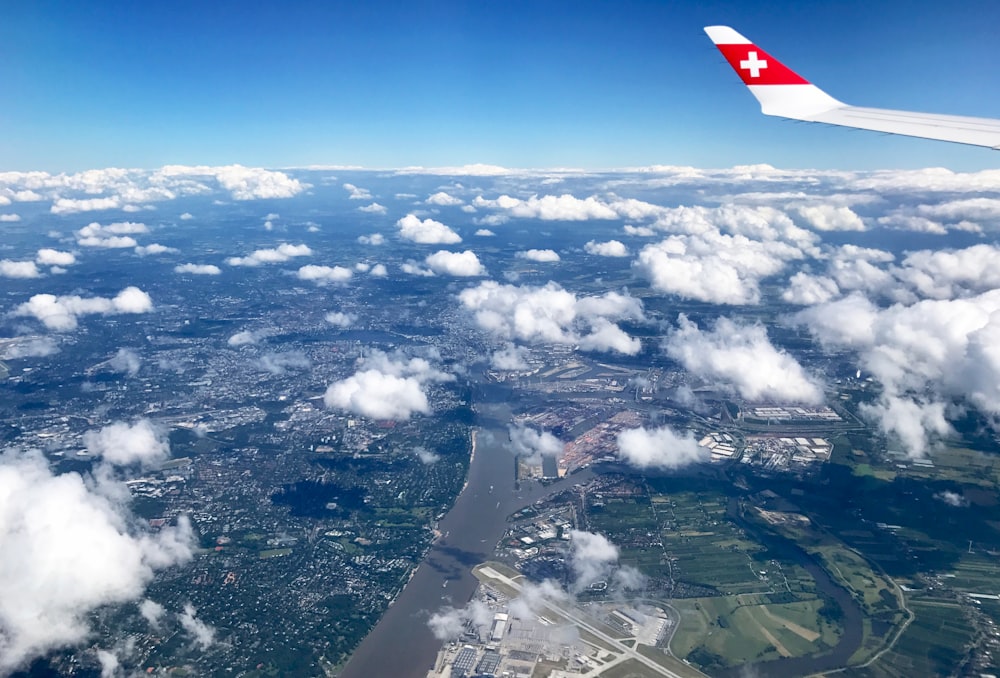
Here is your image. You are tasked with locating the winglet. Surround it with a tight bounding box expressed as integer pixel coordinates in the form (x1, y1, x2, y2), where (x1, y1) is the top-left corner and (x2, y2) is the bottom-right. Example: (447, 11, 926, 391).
(704, 25, 844, 118)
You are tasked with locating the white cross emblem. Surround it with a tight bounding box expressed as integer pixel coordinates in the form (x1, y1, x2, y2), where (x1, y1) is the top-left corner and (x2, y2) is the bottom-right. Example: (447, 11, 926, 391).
(740, 51, 768, 78)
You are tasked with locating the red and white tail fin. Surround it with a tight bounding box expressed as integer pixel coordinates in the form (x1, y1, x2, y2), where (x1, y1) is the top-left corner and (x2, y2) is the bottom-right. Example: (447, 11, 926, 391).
(704, 25, 844, 119)
(703, 25, 1000, 149)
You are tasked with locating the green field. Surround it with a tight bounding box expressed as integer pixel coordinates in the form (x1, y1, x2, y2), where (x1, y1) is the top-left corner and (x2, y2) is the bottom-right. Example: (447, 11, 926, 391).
(848, 599, 974, 677)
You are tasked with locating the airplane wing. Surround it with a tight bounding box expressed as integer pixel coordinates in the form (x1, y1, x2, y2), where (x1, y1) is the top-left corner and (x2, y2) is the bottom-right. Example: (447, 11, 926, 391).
(704, 25, 1000, 150)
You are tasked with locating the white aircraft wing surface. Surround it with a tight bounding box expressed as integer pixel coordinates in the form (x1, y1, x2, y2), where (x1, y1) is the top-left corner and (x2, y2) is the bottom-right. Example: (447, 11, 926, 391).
(704, 25, 1000, 150)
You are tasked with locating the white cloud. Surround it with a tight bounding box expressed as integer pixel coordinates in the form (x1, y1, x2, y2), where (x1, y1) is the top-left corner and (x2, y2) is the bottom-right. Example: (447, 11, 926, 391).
(414, 446, 439, 464)
(36, 249, 76, 266)
(491, 343, 529, 370)
(226, 243, 312, 266)
(358, 202, 387, 214)
(257, 352, 311, 375)
(665, 315, 824, 404)
(358, 233, 385, 245)
(616, 425, 707, 469)
(473, 194, 619, 221)
(52, 196, 122, 214)
(2, 337, 59, 359)
(567, 530, 619, 591)
(14, 287, 153, 331)
(935, 490, 968, 507)
(427, 600, 492, 641)
(0, 260, 41, 278)
(227, 330, 262, 346)
(179, 212, 194, 220)
(0, 450, 193, 673)
(297, 264, 353, 283)
(83, 419, 169, 467)
(110, 348, 141, 376)
(584, 240, 629, 257)
(0, 214, 21, 222)
(634, 230, 802, 305)
(135, 243, 178, 256)
(343, 183, 372, 200)
(369, 263, 387, 277)
(325, 370, 429, 420)
(458, 281, 643, 354)
(174, 263, 221, 275)
(424, 250, 486, 276)
(178, 604, 215, 649)
(396, 214, 462, 244)
(507, 423, 562, 464)
(140, 599, 166, 631)
(474, 228, 496, 237)
(426, 191, 464, 206)
(325, 311, 356, 328)
(78, 235, 138, 249)
(516, 249, 560, 263)
(162, 164, 305, 200)
(793, 204, 866, 231)
(782, 272, 840, 305)
(324, 351, 451, 420)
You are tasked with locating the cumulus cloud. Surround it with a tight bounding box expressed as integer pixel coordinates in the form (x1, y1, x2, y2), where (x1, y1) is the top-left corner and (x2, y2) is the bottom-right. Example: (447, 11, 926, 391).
(782, 272, 840, 305)
(343, 183, 372, 200)
(257, 351, 311, 375)
(426, 191, 464, 206)
(616, 425, 707, 469)
(370, 263, 387, 277)
(324, 351, 452, 420)
(2, 337, 59, 359)
(175, 263, 221, 275)
(796, 289, 1000, 456)
(396, 214, 462, 244)
(507, 423, 562, 464)
(935, 490, 968, 507)
(110, 348, 141, 376)
(474, 228, 496, 237)
(178, 604, 215, 649)
(567, 530, 619, 591)
(297, 264, 353, 283)
(76, 221, 148, 247)
(665, 315, 824, 403)
(584, 240, 629, 257)
(135, 243, 178, 256)
(0, 450, 193, 673)
(424, 250, 486, 276)
(83, 419, 170, 467)
(413, 446, 440, 464)
(36, 249, 76, 267)
(325, 311, 356, 328)
(473, 194, 619, 221)
(227, 330, 263, 346)
(0, 260, 41, 278)
(162, 164, 305, 200)
(458, 281, 643, 355)
(139, 599, 165, 631)
(358, 233, 385, 245)
(635, 231, 802, 305)
(358, 202, 387, 214)
(793, 204, 866, 231)
(516, 249, 560, 263)
(427, 600, 492, 641)
(491, 343, 530, 370)
(226, 243, 312, 266)
(13, 287, 153, 331)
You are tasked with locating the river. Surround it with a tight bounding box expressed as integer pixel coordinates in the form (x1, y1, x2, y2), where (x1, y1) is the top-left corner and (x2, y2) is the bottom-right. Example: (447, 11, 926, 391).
(340, 389, 595, 678)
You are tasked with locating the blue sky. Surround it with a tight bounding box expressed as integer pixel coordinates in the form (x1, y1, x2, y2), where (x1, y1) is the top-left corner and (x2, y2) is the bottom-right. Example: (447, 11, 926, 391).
(2, 0, 998, 172)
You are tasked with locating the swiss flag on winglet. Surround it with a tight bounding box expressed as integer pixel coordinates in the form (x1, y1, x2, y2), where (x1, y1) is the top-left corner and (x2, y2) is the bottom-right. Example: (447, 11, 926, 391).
(715, 43, 810, 86)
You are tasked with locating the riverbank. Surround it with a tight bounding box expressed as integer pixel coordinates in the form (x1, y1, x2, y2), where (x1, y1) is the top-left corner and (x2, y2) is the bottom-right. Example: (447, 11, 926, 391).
(340, 400, 594, 678)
